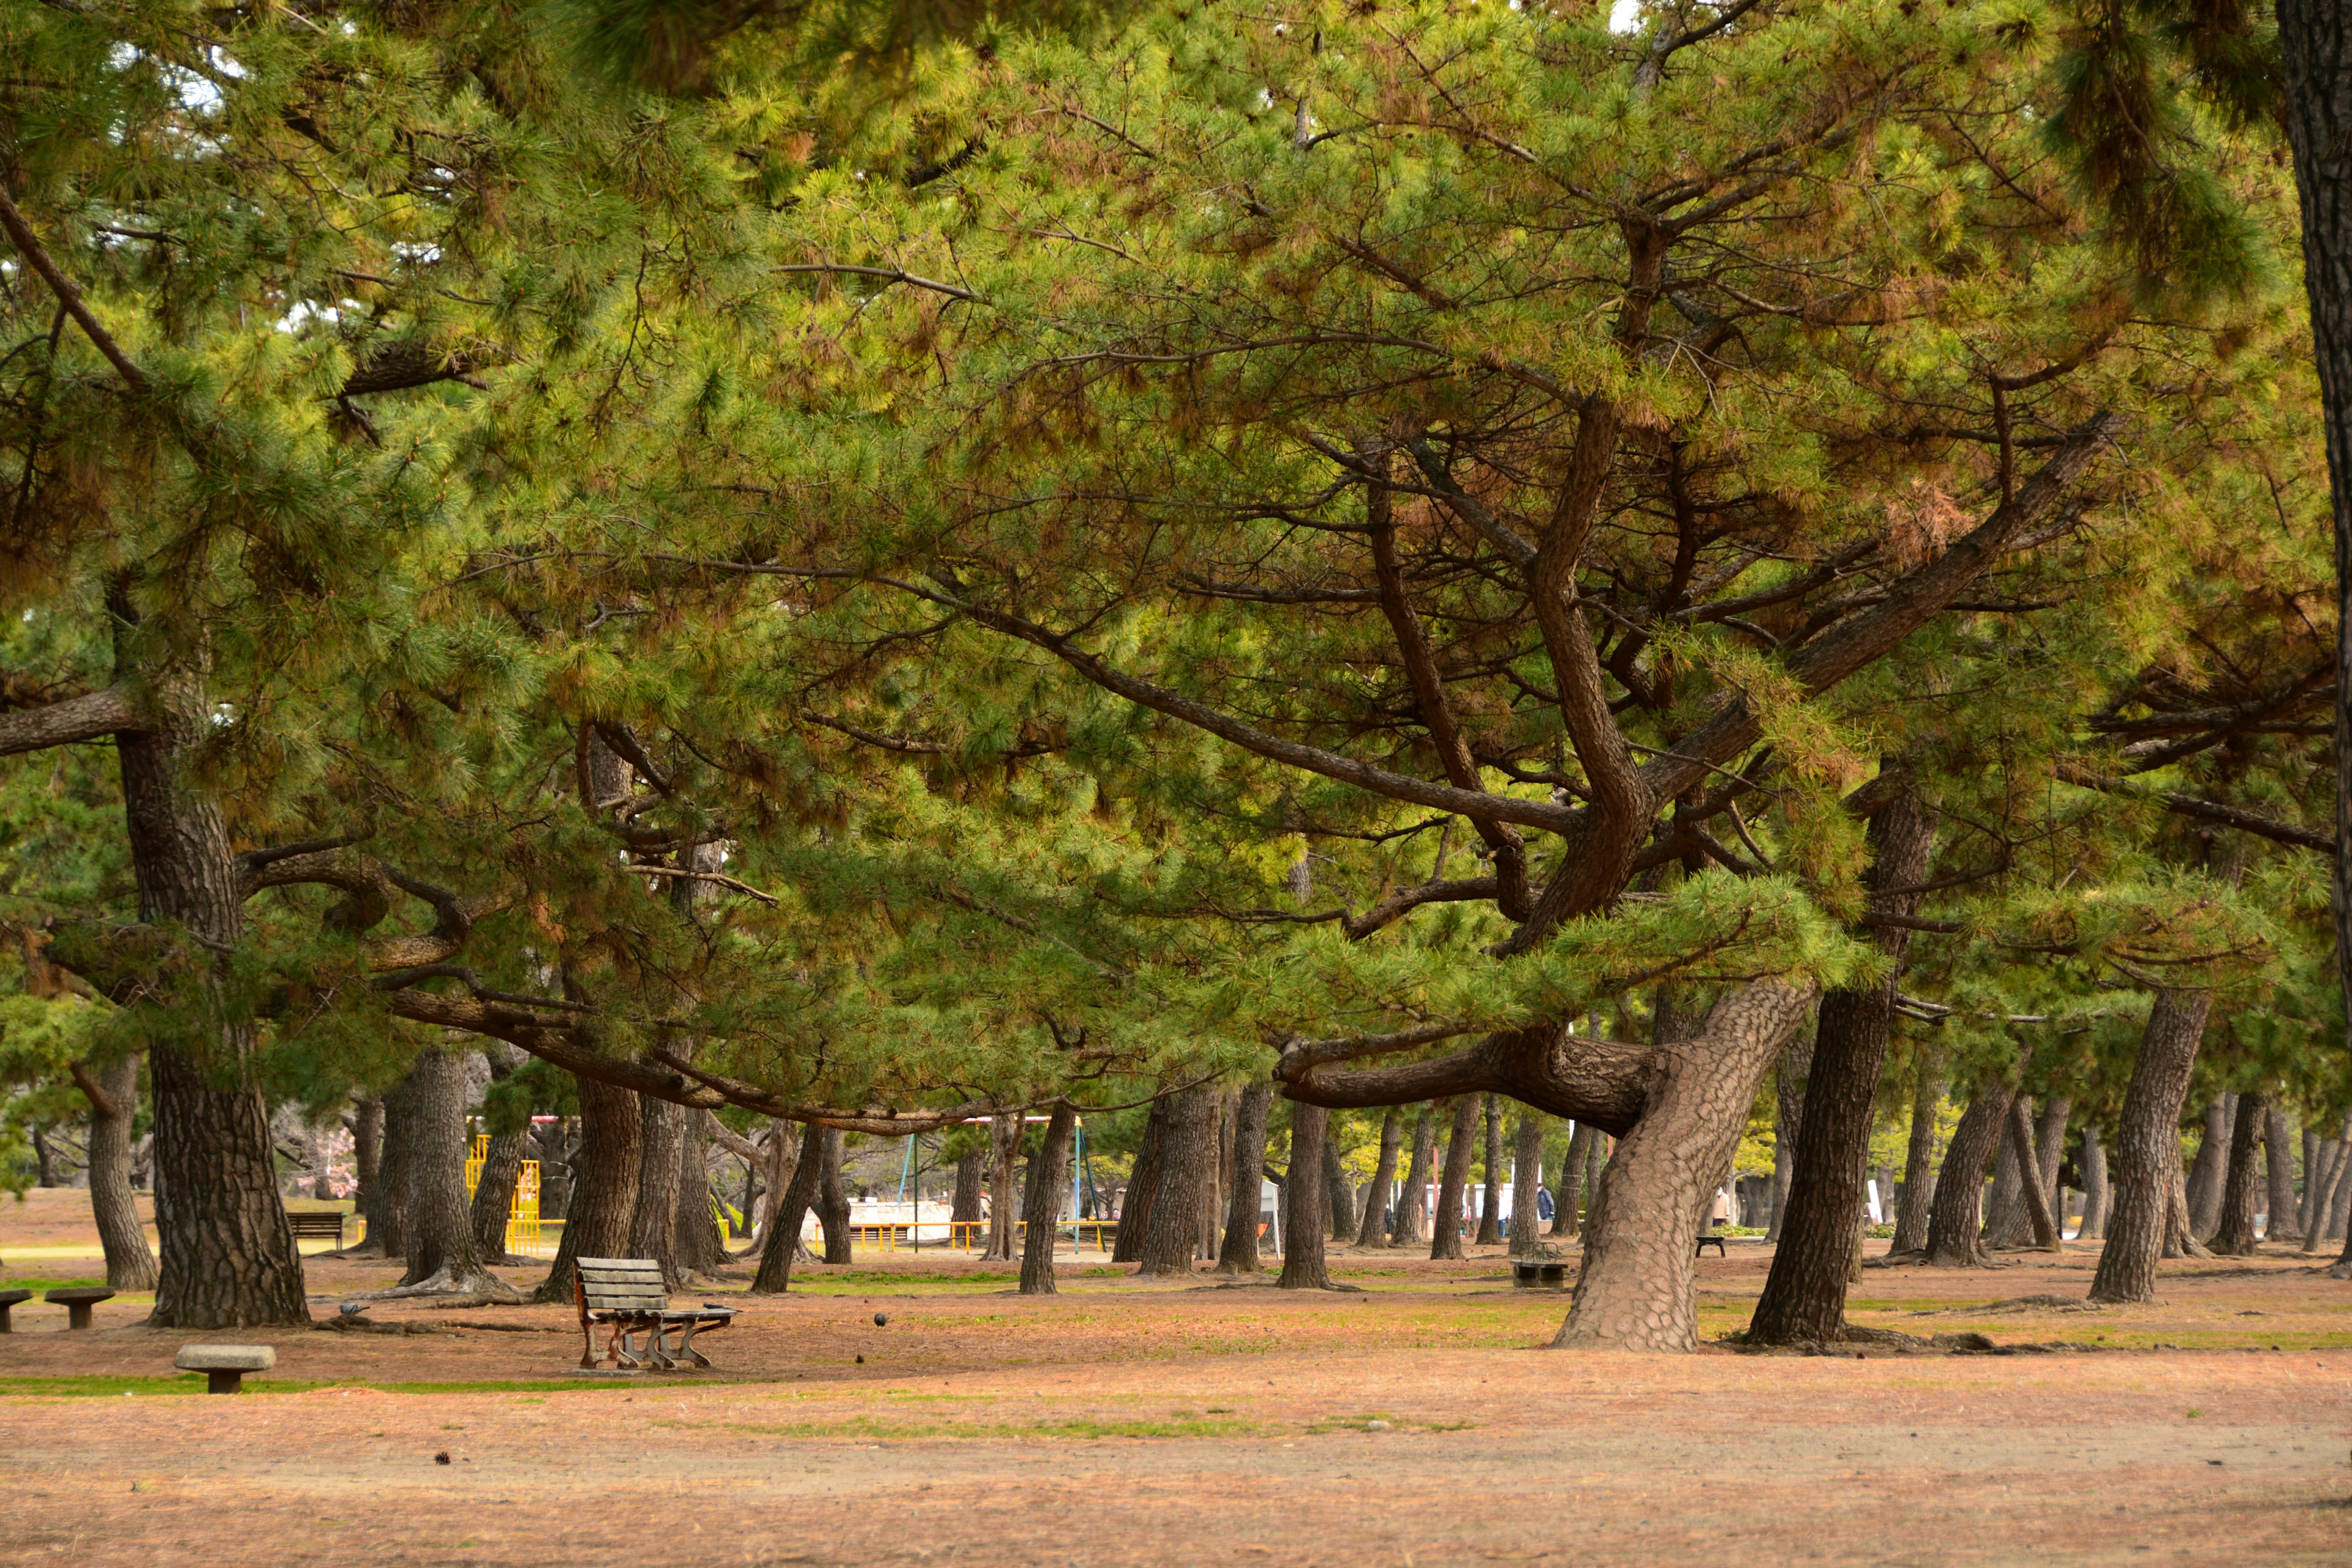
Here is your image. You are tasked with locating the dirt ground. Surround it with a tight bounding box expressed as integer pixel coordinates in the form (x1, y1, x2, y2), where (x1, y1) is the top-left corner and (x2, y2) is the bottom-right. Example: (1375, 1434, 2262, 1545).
(4, 1189, 2350, 1567)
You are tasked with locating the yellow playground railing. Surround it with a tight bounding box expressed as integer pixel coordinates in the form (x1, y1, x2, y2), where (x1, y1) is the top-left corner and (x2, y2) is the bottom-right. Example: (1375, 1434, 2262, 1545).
(840, 1218, 1119, 1255)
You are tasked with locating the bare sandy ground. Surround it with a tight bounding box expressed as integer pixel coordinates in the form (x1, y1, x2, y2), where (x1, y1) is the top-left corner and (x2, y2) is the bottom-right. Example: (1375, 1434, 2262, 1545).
(5, 1188, 2350, 1566)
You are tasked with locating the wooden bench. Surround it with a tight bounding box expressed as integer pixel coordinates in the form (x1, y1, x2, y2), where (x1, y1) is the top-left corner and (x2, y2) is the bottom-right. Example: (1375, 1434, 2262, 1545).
(573, 1257, 737, 1371)
(288, 1212, 347, 1247)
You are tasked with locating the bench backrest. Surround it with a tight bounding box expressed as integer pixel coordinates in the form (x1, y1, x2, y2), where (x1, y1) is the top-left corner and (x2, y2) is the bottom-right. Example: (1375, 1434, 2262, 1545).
(288, 1212, 344, 1238)
(576, 1257, 668, 1315)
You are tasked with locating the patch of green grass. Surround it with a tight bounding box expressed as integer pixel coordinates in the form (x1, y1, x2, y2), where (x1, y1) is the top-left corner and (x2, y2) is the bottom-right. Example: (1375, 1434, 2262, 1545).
(0, 1276, 116, 1293)
(0, 1373, 671, 1400)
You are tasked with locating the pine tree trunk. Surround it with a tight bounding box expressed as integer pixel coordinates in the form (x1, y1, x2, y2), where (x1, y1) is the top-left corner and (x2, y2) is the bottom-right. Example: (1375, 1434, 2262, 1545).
(1555, 980, 1814, 1351)
(1430, 1096, 1479, 1261)
(1509, 1110, 1545, 1256)
(950, 1147, 984, 1227)
(1113, 1098, 1169, 1263)
(351, 1092, 382, 1245)
(2163, 1158, 2211, 1259)
(1019, 1103, 1077, 1295)
(2186, 1096, 2233, 1241)
(1553, 1121, 1594, 1240)
(2302, 1128, 2346, 1251)
(535, 1118, 575, 1222)
(1217, 1082, 1272, 1275)
(1924, 1084, 2012, 1268)
(372, 1071, 420, 1259)
(76, 1052, 158, 1291)
(818, 1128, 851, 1265)
(674, 1118, 726, 1275)
(1765, 1033, 1813, 1244)
(1748, 791, 1934, 1343)
(2005, 1095, 2062, 1253)
(1994, 1096, 2072, 1248)
(1474, 1095, 1504, 1245)
(2089, 989, 2217, 1303)
(2299, 1128, 2328, 1242)
(1278, 1104, 1332, 1289)
(1983, 1099, 2029, 1245)
(388, 1046, 516, 1301)
(1322, 1126, 1352, 1240)
(2266, 1106, 2301, 1243)
(534, 1074, 643, 1305)
(1355, 1109, 1401, 1247)
(469, 1126, 528, 1264)
(1389, 1106, 1434, 1246)
(629, 1090, 690, 1287)
(2078, 1126, 2111, 1240)
(2328, 1131, 2352, 1245)
(984, 1112, 1022, 1262)
(2276, 0, 2352, 1283)
(750, 1121, 823, 1294)
(1890, 1068, 1942, 1254)
(1137, 1086, 1216, 1276)
(2211, 1090, 2266, 1255)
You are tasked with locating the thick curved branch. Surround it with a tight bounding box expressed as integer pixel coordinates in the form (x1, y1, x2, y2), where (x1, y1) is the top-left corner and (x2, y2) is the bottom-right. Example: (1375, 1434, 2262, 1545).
(0, 684, 143, 756)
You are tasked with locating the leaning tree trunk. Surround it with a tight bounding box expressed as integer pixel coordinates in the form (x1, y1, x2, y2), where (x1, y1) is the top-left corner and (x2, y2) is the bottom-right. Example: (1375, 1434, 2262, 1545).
(2185, 1096, 2233, 1242)
(1430, 1096, 1479, 1261)
(629, 1089, 692, 1287)
(2078, 1126, 2111, 1240)
(1748, 790, 1934, 1343)
(1355, 1109, 1401, 1247)
(750, 1121, 824, 1294)
(1277, 1104, 1332, 1289)
(1216, 1082, 1273, 1275)
(1553, 981, 1816, 1351)
(1474, 1095, 1504, 1245)
(2090, 989, 2218, 1303)
(2003, 1095, 2062, 1253)
(2266, 1105, 2301, 1243)
(1923, 1082, 2013, 1268)
(1982, 1098, 2029, 1246)
(1553, 1121, 1594, 1240)
(468, 1123, 528, 1265)
(1890, 1067, 1942, 1254)
(2304, 1120, 2351, 1253)
(105, 673, 309, 1329)
(1509, 1109, 1545, 1256)
(984, 1112, 1022, 1262)
(1019, 1102, 1077, 1295)
(384, 1046, 518, 1303)
(817, 1128, 852, 1264)
(1390, 1106, 1435, 1247)
(2277, 0, 2352, 1280)
(2328, 1135, 2352, 1245)
(1114, 1097, 1170, 1262)
(1137, 1086, 1217, 1276)
(1765, 1033, 1814, 1245)
(534, 1074, 643, 1305)
(1994, 1096, 2072, 1249)
(74, 1052, 158, 1292)
(2211, 1090, 2266, 1256)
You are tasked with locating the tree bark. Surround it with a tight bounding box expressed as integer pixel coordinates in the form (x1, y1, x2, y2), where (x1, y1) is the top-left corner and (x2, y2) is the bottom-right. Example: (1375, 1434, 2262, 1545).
(1474, 1095, 1504, 1245)
(950, 1146, 984, 1227)
(1114, 1098, 1169, 1262)
(2211, 1090, 2266, 1255)
(1390, 1106, 1434, 1247)
(1323, 1123, 1352, 1239)
(1994, 1096, 2072, 1248)
(2078, 1125, 2111, 1240)
(1019, 1102, 1077, 1295)
(388, 1046, 517, 1301)
(817, 1128, 851, 1264)
(1137, 1086, 1216, 1276)
(676, 1116, 726, 1273)
(2302, 1126, 2347, 1253)
(1553, 1121, 1594, 1241)
(984, 1112, 1022, 1262)
(2089, 989, 2217, 1303)
(2329, 1130, 2352, 1246)
(1217, 1082, 1272, 1274)
(469, 1123, 528, 1264)
(1983, 1098, 2028, 1245)
(629, 1090, 690, 1287)
(1749, 789, 1934, 1341)
(534, 1073, 642, 1304)
(1924, 1083, 2013, 1267)
(1430, 1095, 1479, 1261)
(2266, 1105, 2301, 1243)
(534, 1118, 575, 1222)
(2005, 1095, 2062, 1253)
(75, 1052, 157, 1291)
(750, 1120, 824, 1294)
(2299, 1128, 2329, 1242)
(2186, 1096, 2233, 1241)
(1278, 1104, 1333, 1289)
(1509, 1109, 1545, 1256)
(352, 1092, 382, 1244)
(1355, 1109, 1401, 1247)
(1765, 1033, 1814, 1244)
(1890, 1067, 1942, 1254)
(2276, 0, 2352, 1284)
(369, 1071, 418, 1260)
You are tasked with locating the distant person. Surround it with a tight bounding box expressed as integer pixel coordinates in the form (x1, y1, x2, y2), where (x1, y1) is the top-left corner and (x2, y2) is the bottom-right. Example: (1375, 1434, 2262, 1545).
(1536, 1186, 1555, 1224)
(1708, 1186, 1733, 1234)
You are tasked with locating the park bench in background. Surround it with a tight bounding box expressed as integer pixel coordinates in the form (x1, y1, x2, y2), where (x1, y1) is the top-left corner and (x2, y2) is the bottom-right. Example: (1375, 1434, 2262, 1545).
(175, 1343, 274, 1393)
(47, 1287, 113, 1329)
(288, 1212, 347, 1248)
(1695, 1231, 1727, 1257)
(1512, 1260, 1571, 1291)
(574, 1257, 737, 1371)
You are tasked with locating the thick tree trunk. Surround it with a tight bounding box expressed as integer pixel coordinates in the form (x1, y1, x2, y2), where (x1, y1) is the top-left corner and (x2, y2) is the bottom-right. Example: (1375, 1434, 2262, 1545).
(1509, 1110, 1545, 1256)
(2005, 1095, 2062, 1253)
(1474, 1095, 1504, 1245)
(1553, 1122, 1594, 1240)
(1555, 981, 1815, 1350)
(2303, 1126, 2348, 1253)
(2186, 1096, 2233, 1241)
(1765, 1035, 1813, 1244)
(1137, 1087, 1216, 1276)
(1278, 1104, 1333, 1289)
(1430, 1096, 1479, 1261)
(1994, 1096, 2072, 1248)
(2300, 1128, 2329, 1242)
(1322, 1125, 1352, 1240)
(982, 1112, 1022, 1262)
(630, 1091, 691, 1287)
(1983, 1099, 2028, 1245)
(1390, 1106, 1434, 1247)
(1114, 1098, 1169, 1263)
(1019, 1103, 1077, 1295)
(950, 1147, 984, 1227)
(2078, 1126, 2111, 1240)
(750, 1120, 824, 1294)
(1216, 1082, 1272, 1275)
(1923, 1084, 2012, 1267)
(2329, 1133, 2352, 1247)
(1748, 790, 1933, 1343)
(384, 1046, 517, 1302)
(2211, 1090, 2266, 1255)
(675, 1118, 726, 1275)
(535, 1118, 575, 1221)
(1355, 1109, 1401, 1247)
(351, 1092, 382, 1244)
(534, 1074, 642, 1305)
(2276, 0, 2352, 1283)
(2266, 1106, 2301, 1243)
(76, 1053, 157, 1292)
(2089, 989, 2217, 1303)
(369, 1071, 418, 1260)
(2163, 1161, 2212, 1259)
(469, 1125, 528, 1264)
(1890, 1068, 1942, 1254)
(816, 1128, 851, 1264)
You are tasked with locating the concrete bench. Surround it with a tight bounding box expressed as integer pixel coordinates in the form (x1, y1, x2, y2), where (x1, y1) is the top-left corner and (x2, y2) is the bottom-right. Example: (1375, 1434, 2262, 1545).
(1512, 1259, 1570, 1291)
(46, 1287, 114, 1330)
(175, 1343, 276, 1394)
(0, 1289, 31, 1332)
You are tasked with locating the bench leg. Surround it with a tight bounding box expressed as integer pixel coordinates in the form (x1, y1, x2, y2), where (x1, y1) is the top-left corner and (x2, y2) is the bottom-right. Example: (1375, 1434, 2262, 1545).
(669, 1322, 710, 1369)
(206, 1370, 244, 1395)
(66, 1304, 94, 1331)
